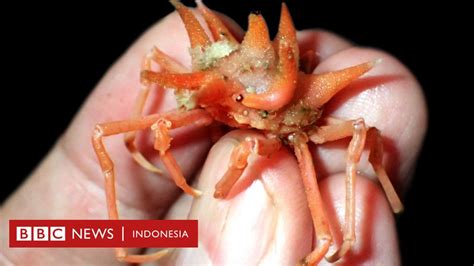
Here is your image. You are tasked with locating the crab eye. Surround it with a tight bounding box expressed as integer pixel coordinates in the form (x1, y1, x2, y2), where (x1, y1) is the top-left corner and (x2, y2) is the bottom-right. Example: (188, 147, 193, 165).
(235, 94, 244, 102)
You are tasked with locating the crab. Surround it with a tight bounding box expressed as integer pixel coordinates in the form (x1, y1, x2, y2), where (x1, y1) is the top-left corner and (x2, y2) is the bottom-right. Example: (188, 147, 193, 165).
(92, 1, 403, 265)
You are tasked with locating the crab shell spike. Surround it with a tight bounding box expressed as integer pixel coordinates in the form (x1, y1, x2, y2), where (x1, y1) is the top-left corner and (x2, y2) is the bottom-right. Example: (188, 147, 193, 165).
(170, 0, 211, 48)
(240, 13, 272, 50)
(141, 70, 209, 90)
(274, 3, 299, 60)
(299, 60, 378, 108)
(242, 43, 298, 111)
(196, 0, 238, 43)
(241, 4, 299, 111)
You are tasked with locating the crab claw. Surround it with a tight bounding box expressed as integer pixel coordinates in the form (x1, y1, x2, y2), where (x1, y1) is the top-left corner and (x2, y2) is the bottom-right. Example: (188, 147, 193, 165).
(196, 0, 237, 43)
(242, 3, 298, 111)
(171, 0, 211, 49)
(298, 60, 380, 108)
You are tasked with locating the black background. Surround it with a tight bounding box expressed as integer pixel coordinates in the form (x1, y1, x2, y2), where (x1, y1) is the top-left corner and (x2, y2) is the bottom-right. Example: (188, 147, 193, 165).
(1, 0, 467, 264)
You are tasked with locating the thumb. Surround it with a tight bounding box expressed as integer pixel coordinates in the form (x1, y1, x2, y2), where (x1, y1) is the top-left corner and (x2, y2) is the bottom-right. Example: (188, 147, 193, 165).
(160, 130, 313, 265)
(160, 129, 401, 265)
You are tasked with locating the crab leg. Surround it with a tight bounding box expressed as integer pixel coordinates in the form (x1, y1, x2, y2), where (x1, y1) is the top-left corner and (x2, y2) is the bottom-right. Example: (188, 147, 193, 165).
(309, 119, 357, 144)
(367, 127, 404, 213)
(141, 70, 210, 90)
(326, 119, 366, 262)
(150, 110, 214, 196)
(214, 136, 281, 199)
(151, 109, 213, 197)
(196, 0, 238, 43)
(93, 109, 211, 202)
(94, 114, 158, 219)
(148, 46, 189, 73)
(93, 113, 164, 263)
(124, 47, 188, 175)
(293, 133, 332, 265)
(309, 118, 402, 262)
(142, 69, 235, 101)
(309, 118, 403, 213)
(92, 109, 212, 262)
(242, 4, 298, 111)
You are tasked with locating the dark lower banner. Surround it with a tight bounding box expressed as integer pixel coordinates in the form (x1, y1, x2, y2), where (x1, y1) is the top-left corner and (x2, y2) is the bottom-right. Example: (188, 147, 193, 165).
(9, 220, 197, 248)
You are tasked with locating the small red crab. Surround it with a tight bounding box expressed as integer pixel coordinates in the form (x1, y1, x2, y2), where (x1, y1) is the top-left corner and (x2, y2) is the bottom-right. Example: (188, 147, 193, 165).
(92, 1, 403, 265)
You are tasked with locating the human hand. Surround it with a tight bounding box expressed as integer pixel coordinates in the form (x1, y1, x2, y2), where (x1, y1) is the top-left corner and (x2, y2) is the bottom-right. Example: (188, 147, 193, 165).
(0, 7, 426, 266)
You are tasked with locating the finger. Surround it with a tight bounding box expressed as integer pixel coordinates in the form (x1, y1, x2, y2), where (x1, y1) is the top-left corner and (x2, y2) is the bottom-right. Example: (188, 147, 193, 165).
(159, 130, 313, 265)
(158, 130, 400, 265)
(0, 10, 242, 265)
(317, 174, 400, 265)
(311, 47, 428, 190)
(62, 10, 213, 216)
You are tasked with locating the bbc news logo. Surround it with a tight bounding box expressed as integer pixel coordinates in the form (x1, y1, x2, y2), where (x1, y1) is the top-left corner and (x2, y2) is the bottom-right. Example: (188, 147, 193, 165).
(10, 220, 198, 248)
(16, 226, 66, 241)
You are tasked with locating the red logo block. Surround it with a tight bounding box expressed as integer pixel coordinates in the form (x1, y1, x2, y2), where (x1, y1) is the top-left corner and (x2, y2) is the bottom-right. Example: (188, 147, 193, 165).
(10, 220, 198, 248)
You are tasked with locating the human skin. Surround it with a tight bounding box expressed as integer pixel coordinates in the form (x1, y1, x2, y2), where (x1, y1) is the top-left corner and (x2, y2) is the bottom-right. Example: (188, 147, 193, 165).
(0, 9, 426, 266)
